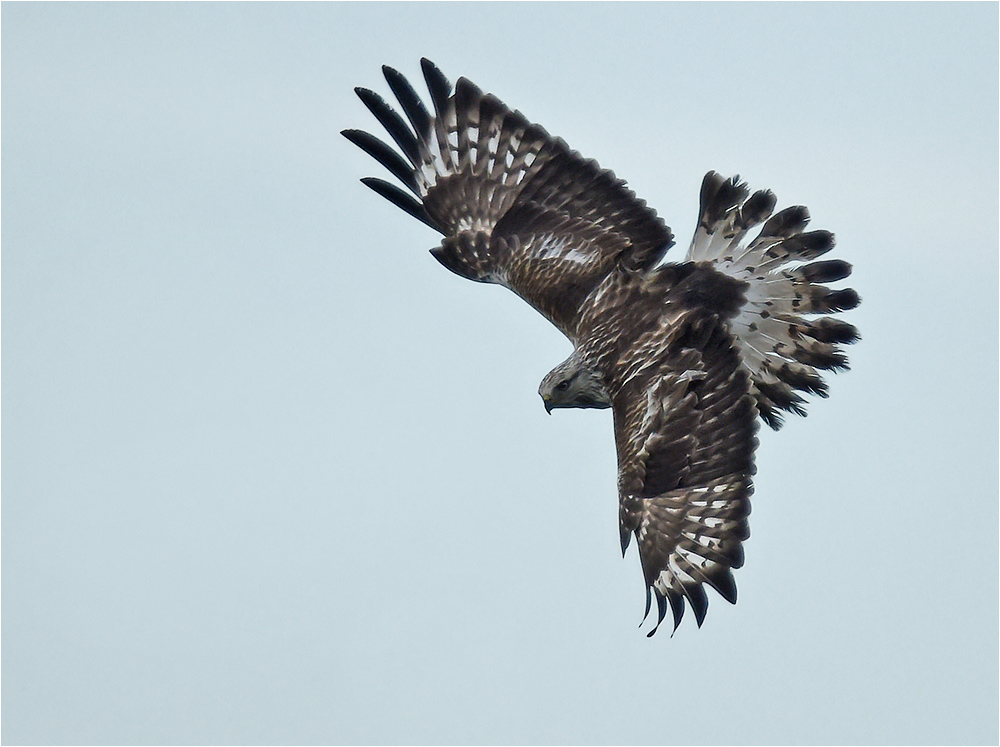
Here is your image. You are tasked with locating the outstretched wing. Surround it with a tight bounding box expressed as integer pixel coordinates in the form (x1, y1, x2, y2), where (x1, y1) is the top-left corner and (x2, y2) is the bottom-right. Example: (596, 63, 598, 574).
(687, 172, 861, 428)
(343, 59, 674, 337)
(614, 310, 758, 636)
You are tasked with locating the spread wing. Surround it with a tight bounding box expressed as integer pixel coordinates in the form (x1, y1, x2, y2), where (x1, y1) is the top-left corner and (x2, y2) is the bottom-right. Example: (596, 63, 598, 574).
(343, 59, 674, 337)
(614, 310, 758, 636)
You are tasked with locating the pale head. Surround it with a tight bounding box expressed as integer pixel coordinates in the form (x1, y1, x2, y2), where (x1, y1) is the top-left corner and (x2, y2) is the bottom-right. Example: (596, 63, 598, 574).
(538, 354, 612, 413)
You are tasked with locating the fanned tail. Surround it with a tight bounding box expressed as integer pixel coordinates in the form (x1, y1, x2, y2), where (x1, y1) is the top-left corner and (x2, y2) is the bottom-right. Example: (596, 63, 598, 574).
(687, 172, 861, 429)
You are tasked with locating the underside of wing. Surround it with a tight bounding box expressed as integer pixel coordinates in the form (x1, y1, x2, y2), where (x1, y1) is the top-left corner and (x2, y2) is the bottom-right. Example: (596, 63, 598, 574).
(686, 172, 861, 428)
(343, 59, 674, 335)
(615, 311, 758, 635)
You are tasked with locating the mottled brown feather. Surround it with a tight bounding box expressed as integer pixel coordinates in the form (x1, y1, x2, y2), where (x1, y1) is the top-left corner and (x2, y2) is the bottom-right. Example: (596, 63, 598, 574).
(345, 60, 859, 636)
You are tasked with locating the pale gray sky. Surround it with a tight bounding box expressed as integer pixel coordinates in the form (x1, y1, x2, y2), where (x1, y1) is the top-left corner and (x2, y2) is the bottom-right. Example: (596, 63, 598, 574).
(3, 3, 997, 744)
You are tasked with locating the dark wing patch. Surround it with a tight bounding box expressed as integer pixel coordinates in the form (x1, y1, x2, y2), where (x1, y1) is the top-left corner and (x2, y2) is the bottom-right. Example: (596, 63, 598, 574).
(614, 312, 758, 635)
(343, 59, 674, 337)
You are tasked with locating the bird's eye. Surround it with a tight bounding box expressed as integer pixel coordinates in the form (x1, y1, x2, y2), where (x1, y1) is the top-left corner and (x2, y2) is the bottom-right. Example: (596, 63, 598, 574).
(556, 380, 570, 391)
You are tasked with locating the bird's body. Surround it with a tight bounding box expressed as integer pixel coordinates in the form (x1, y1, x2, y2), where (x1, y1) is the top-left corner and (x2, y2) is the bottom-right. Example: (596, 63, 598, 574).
(344, 59, 859, 635)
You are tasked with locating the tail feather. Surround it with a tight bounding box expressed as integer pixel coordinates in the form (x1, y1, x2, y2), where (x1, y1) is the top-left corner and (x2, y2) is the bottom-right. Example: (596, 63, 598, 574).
(802, 317, 860, 345)
(687, 172, 860, 429)
(759, 205, 811, 238)
(793, 259, 852, 284)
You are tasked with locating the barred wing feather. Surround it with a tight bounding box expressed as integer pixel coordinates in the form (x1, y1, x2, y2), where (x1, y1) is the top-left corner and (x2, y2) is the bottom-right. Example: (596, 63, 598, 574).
(343, 59, 674, 336)
(614, 312, 757, 635)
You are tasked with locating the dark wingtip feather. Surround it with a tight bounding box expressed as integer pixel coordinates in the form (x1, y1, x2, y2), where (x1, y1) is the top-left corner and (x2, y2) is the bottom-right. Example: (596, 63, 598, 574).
(646, 591, 669, 638)
(354, 87, 422, 167)
(360, 177, 441, 233)
(342, 129, 419, 194)
(725, 540, 746, 570)
(667, 589, 685, 633)
(382, 64, 433, 140)
(478, 92, 508, 124)
(454, 77, 483, 114)
(686, 584, 709, 628)
(421, 58, 452, 115)
(705, 566, 738, 605)
(353, 86, 381, 108)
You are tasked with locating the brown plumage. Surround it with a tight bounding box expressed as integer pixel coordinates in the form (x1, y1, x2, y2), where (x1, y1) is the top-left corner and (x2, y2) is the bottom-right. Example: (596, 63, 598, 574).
(344, 59, 859, 635)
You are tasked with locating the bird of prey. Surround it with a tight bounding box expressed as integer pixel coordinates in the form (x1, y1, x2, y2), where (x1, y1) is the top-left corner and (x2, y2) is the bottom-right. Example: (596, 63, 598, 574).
(343, 59, 859, 636)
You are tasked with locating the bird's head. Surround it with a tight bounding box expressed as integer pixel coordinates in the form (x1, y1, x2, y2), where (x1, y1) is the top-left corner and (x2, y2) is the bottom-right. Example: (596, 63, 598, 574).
(538, 355, 612, 414)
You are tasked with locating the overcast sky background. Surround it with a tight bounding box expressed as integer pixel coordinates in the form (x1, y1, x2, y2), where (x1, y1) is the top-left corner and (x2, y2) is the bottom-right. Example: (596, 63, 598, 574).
(3, 3, 998, 745)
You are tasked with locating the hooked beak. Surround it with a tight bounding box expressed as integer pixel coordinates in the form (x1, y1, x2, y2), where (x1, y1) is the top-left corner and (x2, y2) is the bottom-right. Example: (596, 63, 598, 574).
(542, 395, 553, 414)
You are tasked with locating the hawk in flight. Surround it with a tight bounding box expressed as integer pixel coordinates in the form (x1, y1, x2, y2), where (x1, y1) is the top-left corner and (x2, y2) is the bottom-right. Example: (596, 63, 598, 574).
(344, 60, 859, 636)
